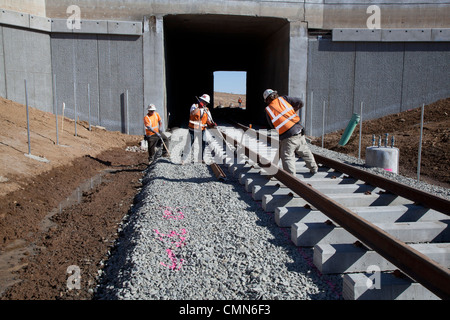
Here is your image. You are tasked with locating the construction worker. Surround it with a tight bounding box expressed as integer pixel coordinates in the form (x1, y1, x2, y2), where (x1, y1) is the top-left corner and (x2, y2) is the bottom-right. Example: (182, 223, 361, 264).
(144, 104, 169, 163)
(188, 94, 216, 162)
(263, 89, 318, 175)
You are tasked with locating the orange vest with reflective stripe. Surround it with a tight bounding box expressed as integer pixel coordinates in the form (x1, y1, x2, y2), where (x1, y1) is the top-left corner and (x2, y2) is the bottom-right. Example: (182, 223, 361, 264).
(265, 97, 300, 135)
(144, 113, 161, 136)
(189, 106, 209, 131)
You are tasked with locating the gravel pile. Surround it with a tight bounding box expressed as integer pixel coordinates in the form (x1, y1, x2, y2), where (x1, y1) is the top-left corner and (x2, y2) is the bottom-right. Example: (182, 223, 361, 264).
(96, 127, 448, 300)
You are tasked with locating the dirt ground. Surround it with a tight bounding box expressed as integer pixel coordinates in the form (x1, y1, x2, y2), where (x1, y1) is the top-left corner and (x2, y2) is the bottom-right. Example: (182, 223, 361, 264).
(0, 97, 147, 299)
(0, 96, 448, 300)
(310, 98, 450, 188)
(214, 91, 246, 109)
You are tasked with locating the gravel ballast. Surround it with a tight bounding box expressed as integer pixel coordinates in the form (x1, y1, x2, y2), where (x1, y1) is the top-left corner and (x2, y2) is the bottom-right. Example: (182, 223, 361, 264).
(96, 128, 449, 300)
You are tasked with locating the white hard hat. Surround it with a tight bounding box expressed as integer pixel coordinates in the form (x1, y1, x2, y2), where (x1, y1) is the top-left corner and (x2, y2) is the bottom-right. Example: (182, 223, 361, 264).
(263, 89, 277, 101)
(199, 94, 210, 104)
(148, 104, 156, 111)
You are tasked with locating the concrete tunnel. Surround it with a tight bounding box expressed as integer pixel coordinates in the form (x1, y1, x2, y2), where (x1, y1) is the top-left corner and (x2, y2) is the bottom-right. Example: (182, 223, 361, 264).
(163, 14, 291, 128)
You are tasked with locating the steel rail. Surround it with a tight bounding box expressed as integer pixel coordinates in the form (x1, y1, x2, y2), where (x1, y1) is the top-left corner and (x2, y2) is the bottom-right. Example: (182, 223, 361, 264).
(313, 153, 450, 216)
(219, 127, 450, 300)
(233, 123, 450, 215)
(210, 162, 227, 181)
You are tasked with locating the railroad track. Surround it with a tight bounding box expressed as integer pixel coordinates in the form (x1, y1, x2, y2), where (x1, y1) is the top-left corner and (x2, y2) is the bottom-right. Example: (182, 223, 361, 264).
(206, 124, 450, 300)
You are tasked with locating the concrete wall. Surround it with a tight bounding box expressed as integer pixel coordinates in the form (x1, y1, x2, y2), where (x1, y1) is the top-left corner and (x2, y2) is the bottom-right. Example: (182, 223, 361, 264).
(143, 16, 166, 131)
(44, 1, 450, 29)
(306, 39, 450, 136)
(288, 21, 309, 127)
(319, 1, 450, 29)
(0, 0, 46, 17)
(50, 33, 144, 135)
(306, 39, 356, 135)
(0, 26, 5, 97)
(0, 25, 53, 112)
(402, 43, 450, 109)
(45, 0, 305, 22)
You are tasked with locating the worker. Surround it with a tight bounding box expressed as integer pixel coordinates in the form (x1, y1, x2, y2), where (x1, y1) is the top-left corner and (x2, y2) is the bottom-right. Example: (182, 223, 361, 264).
(144, 104, 169, 163)
(238, 97, 242, 107)
(263, 89, 318, 175)
(188, 94, 216, 162)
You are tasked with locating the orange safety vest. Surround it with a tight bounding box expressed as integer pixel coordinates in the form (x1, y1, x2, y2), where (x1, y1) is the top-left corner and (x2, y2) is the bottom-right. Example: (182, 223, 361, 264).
(265, 97, 300, 135)
(144, 112, 161, 136)
(189, 106, 210, 131)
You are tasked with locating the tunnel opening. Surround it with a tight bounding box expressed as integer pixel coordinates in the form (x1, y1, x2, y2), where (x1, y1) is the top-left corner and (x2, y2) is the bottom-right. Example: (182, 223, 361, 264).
(212, 70, 248, 126)
(163, 14, 290, 128)
(213, 71, 247, 108)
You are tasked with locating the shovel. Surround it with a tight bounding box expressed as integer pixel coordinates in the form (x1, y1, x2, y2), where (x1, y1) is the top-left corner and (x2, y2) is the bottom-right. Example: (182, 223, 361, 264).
(158, 134, 171, 158)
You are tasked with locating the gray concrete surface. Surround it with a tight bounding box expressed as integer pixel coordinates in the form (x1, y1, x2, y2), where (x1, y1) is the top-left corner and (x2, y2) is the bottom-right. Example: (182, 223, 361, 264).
(143, 16, 166, 131)
(333, 28, 450, 42)
(0, 26, 5, 98)
(1, 25, 53, 112)
(263, 191, 413, 212)
(306, 39, 450, 136)
(343, 272, 439, 300)
(314, 243, 450, 274)
(50, 33, 144, 134)
(366, 146, 399, 173)
(43, 1, 450, 29)
(402, 43, 450, 110)
(291, 220, 450, 247)
(306, 40, 356, 135)
(275, 204, 448, 228)
(97, 34, 144, 134)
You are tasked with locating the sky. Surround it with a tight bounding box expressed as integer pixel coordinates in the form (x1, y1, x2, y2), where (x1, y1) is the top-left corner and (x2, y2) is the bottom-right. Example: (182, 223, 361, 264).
(214, 71, 247, 94)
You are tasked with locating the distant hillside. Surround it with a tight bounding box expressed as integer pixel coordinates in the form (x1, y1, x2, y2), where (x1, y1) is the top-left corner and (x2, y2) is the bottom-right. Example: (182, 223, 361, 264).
(214, 92, 246, 108)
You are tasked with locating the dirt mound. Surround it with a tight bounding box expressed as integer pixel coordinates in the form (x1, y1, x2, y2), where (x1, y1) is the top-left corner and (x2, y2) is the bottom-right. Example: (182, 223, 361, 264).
(0, 97, 146, 299)
(311, 98, 450, 188)
(0, 97, 142, 196)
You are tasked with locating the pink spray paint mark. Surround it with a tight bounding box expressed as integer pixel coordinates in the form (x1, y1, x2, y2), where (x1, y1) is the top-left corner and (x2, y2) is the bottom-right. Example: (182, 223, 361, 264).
(160, 249, 184, 270)
(162, 206, 185, 220)
(154, 228, 187, 271)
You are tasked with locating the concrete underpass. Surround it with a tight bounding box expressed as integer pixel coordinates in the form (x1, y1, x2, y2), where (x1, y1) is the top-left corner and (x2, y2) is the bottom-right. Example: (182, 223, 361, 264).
(0, 1, 449, 136)
(164, 14, 290, 128)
